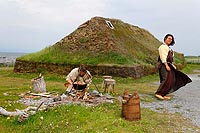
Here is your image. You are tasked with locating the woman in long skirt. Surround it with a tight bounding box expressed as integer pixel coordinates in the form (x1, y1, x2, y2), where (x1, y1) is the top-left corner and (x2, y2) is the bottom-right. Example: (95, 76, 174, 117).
(155, 34, 192, 100)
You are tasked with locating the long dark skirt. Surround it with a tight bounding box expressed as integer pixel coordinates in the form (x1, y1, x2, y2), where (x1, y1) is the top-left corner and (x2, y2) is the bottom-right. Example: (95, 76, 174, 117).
(155, 63, 192, 96)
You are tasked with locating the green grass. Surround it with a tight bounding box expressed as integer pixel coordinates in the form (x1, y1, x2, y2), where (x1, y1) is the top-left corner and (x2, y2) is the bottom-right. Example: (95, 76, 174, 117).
(18, 48, 135, 66)
(0, 65, 200, 132)
(1, 103, 198, 133)
(185, 56, 200, 64)
(181, 64, 200, 73)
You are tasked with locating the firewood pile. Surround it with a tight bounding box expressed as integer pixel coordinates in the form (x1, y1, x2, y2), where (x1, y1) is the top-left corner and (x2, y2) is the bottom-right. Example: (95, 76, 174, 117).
(18, 90, 114, 107)
(0, 74, 114, 122)
(0, 90, 114, 122)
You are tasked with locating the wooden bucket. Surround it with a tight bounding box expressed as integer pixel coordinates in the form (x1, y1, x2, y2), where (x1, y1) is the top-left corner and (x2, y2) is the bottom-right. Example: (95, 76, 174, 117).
(122, 91, 141, 121)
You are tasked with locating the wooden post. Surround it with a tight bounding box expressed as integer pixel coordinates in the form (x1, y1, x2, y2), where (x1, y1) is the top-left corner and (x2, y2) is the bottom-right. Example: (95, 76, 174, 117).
(31, 74, 46, 93)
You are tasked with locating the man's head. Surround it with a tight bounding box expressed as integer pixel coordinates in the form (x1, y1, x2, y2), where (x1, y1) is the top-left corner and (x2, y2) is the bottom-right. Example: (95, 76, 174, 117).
(78, 64, 87, 77)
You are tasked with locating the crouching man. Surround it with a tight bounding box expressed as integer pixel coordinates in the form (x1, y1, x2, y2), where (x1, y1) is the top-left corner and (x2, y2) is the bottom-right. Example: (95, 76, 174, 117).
(65, 64, 92, 100)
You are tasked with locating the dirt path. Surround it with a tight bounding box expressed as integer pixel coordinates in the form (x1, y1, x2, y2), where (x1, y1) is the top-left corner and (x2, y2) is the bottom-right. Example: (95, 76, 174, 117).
(141, 73, 200, 128)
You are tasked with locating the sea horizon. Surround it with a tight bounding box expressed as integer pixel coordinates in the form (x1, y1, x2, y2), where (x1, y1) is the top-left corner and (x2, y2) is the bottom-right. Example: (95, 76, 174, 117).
(0, 51, 27, 65)
(0, 48, 38, 54)
(0, 51, 27, 57)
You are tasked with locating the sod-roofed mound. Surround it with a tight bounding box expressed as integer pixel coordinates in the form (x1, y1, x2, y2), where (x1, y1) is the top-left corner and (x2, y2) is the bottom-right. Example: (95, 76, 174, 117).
(14, 16, 185, 77)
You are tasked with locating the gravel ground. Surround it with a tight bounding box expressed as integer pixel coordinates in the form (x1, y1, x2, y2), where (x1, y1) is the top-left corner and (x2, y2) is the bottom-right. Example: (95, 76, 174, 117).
(141, 73, 200, 128)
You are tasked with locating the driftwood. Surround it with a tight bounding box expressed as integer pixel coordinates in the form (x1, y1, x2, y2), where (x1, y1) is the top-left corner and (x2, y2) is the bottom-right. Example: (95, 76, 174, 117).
(0, 107, 26, 116)
(0, 101, 45, 122)
(28, 92, 51, 98)
(21, 91, 57, 98)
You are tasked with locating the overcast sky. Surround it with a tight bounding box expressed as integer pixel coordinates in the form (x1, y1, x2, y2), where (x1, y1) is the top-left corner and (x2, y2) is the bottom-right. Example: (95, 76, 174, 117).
(0, 0, 199, 56)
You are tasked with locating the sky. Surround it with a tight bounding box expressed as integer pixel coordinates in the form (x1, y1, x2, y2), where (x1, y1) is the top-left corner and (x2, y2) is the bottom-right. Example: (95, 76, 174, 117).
(0, 0, 199, 56)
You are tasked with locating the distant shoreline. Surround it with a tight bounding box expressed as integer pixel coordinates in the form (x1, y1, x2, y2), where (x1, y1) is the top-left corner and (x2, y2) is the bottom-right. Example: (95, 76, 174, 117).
(0, 52, 26, 66)
(0, 51, 27, 55)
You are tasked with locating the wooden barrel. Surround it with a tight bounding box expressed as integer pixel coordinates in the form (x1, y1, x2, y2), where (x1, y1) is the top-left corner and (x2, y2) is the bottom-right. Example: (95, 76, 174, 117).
(122, 92, 141, 121)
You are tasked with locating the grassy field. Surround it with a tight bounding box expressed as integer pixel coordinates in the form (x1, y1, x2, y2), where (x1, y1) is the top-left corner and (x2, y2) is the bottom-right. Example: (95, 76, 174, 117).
(185, 56, 200, 64)
(0, 64, 200, 132)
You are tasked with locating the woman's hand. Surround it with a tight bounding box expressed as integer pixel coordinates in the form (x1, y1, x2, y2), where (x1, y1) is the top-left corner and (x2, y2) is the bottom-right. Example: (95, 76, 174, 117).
(166, 65, 171, 71)
(164, 62, 171, 71)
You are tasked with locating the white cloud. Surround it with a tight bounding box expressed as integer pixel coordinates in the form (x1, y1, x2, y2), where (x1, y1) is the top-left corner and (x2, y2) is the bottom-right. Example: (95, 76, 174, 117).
(9, 0, 107, 24)
(0, 0, 200, 55)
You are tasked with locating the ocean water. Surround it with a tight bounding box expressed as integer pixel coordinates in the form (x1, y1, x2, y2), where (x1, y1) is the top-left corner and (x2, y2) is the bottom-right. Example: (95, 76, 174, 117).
(0, 52, 26, 64)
